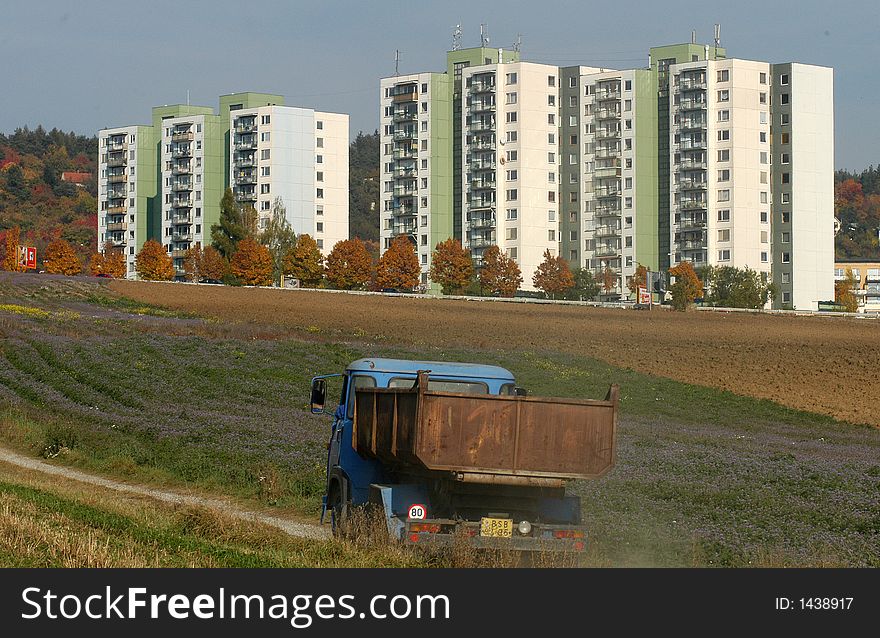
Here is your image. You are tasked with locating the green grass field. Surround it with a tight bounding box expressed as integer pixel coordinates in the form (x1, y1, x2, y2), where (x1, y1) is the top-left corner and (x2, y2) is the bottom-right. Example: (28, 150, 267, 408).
(0, 274, 878, 567)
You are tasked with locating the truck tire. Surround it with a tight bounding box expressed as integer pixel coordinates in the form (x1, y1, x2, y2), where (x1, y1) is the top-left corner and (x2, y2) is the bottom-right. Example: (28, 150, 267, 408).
(328, 479, 350, 537)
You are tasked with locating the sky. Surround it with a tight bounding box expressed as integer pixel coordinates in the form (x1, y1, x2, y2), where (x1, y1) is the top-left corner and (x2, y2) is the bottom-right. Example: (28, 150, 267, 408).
(0, 0, 876, 170)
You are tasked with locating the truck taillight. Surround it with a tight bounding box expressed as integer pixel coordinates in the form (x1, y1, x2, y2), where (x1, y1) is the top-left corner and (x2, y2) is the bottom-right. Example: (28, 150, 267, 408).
(410, 523, 441, 533)
(553, 530, 585, 540)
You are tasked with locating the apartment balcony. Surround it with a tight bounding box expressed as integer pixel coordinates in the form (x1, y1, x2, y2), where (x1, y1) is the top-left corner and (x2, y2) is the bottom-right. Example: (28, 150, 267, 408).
(595, 88, 621, 102)
(679, 159, 707, 170)
(393, 184, 417, 197)
(109, 237, 127, 247)
(594, 147, 620, 160)
(678, 139, 707, 151)
(468, 120, 495, 134)
(679, 199, 707, 211)
(678, 119, 707, 132)
(107, 173, 126, 184)
(172, 231, 193, 242)
(171, 249, 189, 260)
(393, 129, 418, 141)
(678, 179, 707, 191)
(107, 189, 127, 201)
(235, 192, 257, 203)
(107, 140, 126, 151)
(172, 146, 193, 158)
(676, 219, 707, 232)
(392, 109, 418, 123)
(172, 131, 194, 142)
(594, 226, 621, 238)
(106, 222, 127, 232)
(468, 178, 496, 191)
(469, 198, 495, 210)
(594, 246, 620, 258)
(107, 155, 127, 168)
(679, 100, 707, 111)
(678, 239, 706, 251)
(595, 187, 621, 199)
(391, 90, 418, 103)
(594, 165, 621, 179)
(392, 223, 417, 236)
(235, 122, 257, 134)
(234, 155, 256, 167)
(172, 163, 191, 175)
(107, 204, 127, 214)
(234, 139, 257, 151)
(595, 129, 621, 141)
(173, 197, 193, 208)
(393, 166, 417, 179)
(235, 171, 257, 185)
(471, 139, 496, 152)
(172, 179, 193, 192)
(595, 108, 620, 120)
(392, 146, 417, 160)
(391, 204, 416, 216)
(469, 80, 495, 94)
(469, 236, 496, 248)
(468, 100, 496, 113)
(470, 157, 496, 171)
(595, 204, 621, 217)
(469, 215, 496, 229)
(677, 78, 707, 91)
(171, 213, 191, 224)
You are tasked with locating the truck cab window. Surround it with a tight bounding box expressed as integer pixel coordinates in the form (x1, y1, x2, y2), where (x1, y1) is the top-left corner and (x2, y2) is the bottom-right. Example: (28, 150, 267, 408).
(347, 375, 376, 419)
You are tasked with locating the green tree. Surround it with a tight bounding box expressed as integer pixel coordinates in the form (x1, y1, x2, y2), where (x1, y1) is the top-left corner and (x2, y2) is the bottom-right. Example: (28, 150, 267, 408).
(349, 131, 380, 242)
(703, 266, 777, 309)
(211, 188, 246, 259)
(564, 267, 601, 301)
(259, 197, 296, 284)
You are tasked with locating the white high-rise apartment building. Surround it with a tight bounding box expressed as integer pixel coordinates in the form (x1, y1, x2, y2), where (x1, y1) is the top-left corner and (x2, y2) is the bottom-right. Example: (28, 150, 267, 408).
(462, 61, 560, 285)
(669, 58, 773, 277)
(230, 106, 349, 254)
(770, 63, 834, 310)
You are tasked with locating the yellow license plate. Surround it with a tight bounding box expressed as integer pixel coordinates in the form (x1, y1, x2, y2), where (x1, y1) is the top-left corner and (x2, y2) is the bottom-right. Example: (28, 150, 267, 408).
(480, 517, 513, 538)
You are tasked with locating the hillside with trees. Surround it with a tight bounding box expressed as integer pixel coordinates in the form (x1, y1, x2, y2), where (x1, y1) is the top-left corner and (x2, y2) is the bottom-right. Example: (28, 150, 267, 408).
(0, 126, 98, 264)
(834, 167, 880, 260)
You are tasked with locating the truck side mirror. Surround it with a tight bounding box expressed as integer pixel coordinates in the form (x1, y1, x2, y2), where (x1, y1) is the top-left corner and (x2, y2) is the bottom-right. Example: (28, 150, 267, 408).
(310, 378, 327, 414)
(514, 387, 528, 397)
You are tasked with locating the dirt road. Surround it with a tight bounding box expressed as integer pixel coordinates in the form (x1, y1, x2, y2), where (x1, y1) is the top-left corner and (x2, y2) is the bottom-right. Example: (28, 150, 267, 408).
(0, 447, 329, 541)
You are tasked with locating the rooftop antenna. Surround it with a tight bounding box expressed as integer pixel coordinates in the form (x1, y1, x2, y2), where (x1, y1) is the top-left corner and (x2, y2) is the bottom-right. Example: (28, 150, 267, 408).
(514, 33, 522, 53)
(452, 23, 462, 51)
(186, 89, 190, 106)
(714, 23, 721, 56)
(691, 30, 696, 45)
(480, 23, 489, 47)
(394, 49, 400, 76)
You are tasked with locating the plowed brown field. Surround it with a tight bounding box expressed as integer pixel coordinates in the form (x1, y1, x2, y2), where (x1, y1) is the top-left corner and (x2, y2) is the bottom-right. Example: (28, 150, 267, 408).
(110, 281, 880, 427)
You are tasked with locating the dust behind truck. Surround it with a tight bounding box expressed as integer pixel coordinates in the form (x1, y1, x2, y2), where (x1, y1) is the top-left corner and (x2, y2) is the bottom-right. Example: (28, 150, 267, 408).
(310, 358, 618, 552)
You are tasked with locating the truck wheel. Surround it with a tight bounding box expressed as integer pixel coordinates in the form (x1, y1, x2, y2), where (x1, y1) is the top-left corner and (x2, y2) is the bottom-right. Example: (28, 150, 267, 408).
(328, 484, 349, 536)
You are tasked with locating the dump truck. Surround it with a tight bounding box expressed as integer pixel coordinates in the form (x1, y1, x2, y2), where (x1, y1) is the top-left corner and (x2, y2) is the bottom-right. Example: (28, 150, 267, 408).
(310, 358, 618, 552)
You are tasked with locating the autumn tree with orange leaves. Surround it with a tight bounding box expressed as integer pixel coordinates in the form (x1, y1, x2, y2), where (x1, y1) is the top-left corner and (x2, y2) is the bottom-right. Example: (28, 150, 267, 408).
(325, 238, 373, 290)
(2, 226, 23, 272)
(478, 245, 522, 297)
(283, 233, 325, 288)
(376, 235, 420, 291)
(668, 260, 703, 311)
(628, 263, 648, 295)
(43, 238, 82, 275)
(200, 246, 227, 282)
(135, 239, 175, 281)
(88, 243, 127, 278)
(430, 238, 473, 295)
(602, 266, 617, 294)
(230, 237, 273, 286)
(532, 249, 575, 298)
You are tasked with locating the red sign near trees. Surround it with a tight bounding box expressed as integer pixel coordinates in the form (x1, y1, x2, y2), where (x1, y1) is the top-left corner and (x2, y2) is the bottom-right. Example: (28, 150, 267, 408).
(18, 246, 36, 270)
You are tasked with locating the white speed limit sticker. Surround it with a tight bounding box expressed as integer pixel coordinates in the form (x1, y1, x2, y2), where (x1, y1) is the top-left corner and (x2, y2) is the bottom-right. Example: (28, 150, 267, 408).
(408, 504, 427, 520)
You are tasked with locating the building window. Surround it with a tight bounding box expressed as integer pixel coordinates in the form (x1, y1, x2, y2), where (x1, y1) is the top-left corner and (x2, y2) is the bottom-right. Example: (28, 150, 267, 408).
(316, 155, 323, 164)
(316, 121, 323, 130)
(718, 149, 729, 162)
(761, 252, 768, 263)
(506, 111, 518, 123)
(780, 93, 790, 105)
(506, 150, 517, 162)
(782, 212, 790, 223)
(717, 69, 729, 82)
(718, 90, 729, 102)
(507, 247, 518, 260)
(782, 273, 791, 284)
(506, 92, 517, 104)
(506, 227, 518, 240)
(781, 153, 790, 164)
(759, 92, 767, 104)
(316, 171, 324, 182)
(780, 74, 789, 85)
(316, 188, 324, 198)
(718, 130, 730, 141)
(548, 230, 556, 242)
(548, 75, 556, 87)
(506, 131, 518, 142)
(507, 169, 518, 181)
(507, 189, 518, 201)
(760, 131, 767, 143)
(506, 72, 517, 85)
(718, 229, 730, 242)
(624, 80, 632, 91)
(782, 252, 791, 263)
(782, 193, 790, 204)
(717, 189, 730, 202)
(316, 138, 324, 148)
(759, 72, 767, 84)
(717, 110, 730, 122)
(782, 232, 790, 243)
(782, 173, 790, 184)
(548, 191, 556, 203)
(718, 169, 730, 181)
(760, 191, 768, 204)
(780, 113, 790, 125)
(506, 209, 518, 220)
(781, 132, 790, 144)
(760, 152, 768, 164)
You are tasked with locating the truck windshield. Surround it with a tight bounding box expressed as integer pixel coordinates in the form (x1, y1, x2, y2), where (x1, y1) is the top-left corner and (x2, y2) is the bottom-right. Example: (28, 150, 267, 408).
(388, 377, 489, 394)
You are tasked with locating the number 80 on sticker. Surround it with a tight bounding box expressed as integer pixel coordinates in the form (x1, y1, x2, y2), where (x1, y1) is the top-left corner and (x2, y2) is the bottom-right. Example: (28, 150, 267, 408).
(408, 504, 427, 520)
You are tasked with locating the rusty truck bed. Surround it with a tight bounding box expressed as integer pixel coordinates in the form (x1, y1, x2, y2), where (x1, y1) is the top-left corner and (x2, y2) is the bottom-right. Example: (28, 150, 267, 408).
(353, 371, 618, 484)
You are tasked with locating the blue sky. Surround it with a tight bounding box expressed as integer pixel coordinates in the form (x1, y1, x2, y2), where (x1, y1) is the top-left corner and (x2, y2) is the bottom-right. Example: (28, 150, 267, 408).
(0, 0, 876, 169)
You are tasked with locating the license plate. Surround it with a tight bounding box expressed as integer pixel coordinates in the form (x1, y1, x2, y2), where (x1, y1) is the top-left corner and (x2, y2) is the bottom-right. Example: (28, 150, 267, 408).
(480, 517, 513, 538)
